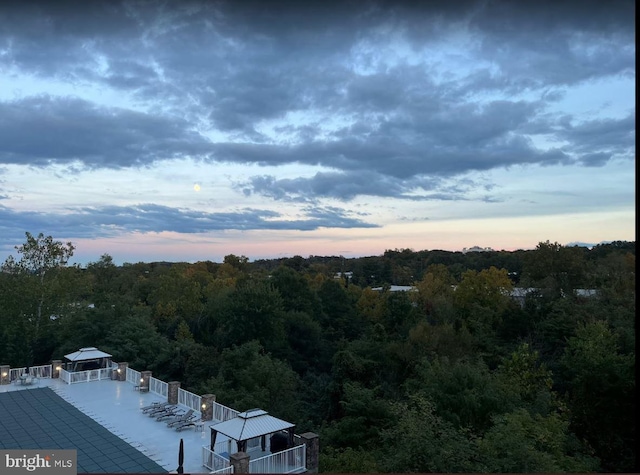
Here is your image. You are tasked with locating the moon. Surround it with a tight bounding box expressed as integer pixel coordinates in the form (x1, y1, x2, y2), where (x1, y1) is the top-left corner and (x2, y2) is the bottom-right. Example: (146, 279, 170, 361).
(193, 183, 201, 192)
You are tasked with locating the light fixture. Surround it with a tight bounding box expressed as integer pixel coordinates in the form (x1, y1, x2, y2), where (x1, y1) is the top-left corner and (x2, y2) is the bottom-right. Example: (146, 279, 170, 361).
(140, 378, 144, 383)
(201, 403, 207, 410)
(55, 366, 61, 371)
(117, 368, 121, 373)
(1, 372, 7, 377)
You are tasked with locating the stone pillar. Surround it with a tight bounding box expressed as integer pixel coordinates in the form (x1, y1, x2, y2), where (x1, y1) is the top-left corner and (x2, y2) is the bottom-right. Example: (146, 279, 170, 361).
(140, 370, 151, 389)
(230, 452, 250, 474)
(117, 362, 128, 382)
(200, 393, 216, 421)
(300, 432, 319, 474)
(168, 381, 180, 405)
(0, 365, 10, 385)
(51, 360, 62, 379)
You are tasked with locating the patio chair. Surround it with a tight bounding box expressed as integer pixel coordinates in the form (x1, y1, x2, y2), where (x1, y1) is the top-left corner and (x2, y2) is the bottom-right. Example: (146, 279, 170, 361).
(148, 404, 178, 417)
(166, 409, 195, 427)
(156, 407, 186, 422)
(175, 417, 198, 432)
(141, 401, 170, 413)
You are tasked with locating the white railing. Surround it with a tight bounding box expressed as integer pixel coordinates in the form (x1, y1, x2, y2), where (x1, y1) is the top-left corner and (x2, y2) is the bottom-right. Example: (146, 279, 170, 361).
(149, 377, 168, 398)
(179, 388, 202, 413)
(62, 368, 112, 384)
(212, 402, 239, 422)
(248, 445, 305, 474)
(28, 365, 52, 378)
(211, 466, 234, 474)
(211, 439, 234, 457)
(10, 368, 26, 381)
(60, 369, 72, 384)
(202, 446, 232, 472)
(126, 367, 141, 385)
(59, 368, 112, 384)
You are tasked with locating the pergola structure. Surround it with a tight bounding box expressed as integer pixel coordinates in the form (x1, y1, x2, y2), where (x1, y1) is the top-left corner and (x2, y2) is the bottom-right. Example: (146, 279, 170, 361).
(210, 409, 295, 455)
(64, 347, 113, 372)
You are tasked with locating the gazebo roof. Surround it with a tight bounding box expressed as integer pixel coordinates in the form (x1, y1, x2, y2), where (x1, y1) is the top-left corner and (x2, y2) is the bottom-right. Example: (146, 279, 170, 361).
(64, 347, 112, 362)
(210, 409, 294, 442)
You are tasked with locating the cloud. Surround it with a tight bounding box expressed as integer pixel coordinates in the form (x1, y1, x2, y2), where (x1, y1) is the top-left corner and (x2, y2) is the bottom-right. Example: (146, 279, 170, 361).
(0, 202, 379, 245)
(239, 170, 485, 202)
(0, 96, 213, 168)
(0, 0, 634, 212)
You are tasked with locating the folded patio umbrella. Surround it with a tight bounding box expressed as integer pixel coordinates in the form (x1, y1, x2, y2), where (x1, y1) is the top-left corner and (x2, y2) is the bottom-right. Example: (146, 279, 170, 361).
(177, 438, 184, 474)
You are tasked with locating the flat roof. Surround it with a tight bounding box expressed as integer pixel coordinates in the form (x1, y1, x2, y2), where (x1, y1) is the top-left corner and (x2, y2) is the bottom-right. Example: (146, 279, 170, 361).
(0, 387, 166, 473)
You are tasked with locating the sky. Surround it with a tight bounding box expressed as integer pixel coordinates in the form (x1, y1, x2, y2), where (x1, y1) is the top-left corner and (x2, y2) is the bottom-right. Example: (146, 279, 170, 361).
(0, 0, 635, 265)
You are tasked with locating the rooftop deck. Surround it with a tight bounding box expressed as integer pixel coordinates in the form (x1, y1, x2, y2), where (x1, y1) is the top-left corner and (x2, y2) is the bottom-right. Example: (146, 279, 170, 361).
(1, 376, 222, 473)
(0, 370, 307, 474)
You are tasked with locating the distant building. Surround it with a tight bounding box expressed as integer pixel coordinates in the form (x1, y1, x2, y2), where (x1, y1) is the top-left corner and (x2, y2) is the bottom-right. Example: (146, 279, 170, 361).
(509, 287, 598, 307)
(462, 246, 495, 253)
(334, 271, 353, 279)
(371, 285, 416, 292)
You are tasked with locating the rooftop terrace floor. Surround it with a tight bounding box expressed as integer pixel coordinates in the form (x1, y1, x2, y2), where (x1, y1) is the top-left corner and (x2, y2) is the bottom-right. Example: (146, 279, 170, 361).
(0, 378, 218, 474)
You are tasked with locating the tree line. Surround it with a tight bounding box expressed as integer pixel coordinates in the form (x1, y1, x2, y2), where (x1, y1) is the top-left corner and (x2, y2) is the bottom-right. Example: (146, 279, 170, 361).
(0, 233, 635, 472)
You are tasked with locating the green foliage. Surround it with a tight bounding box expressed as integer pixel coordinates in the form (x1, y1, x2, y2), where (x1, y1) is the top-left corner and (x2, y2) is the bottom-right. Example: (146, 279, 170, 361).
(207, 280, 287, 354)
(321, 382, 393, 449)
(1, 232, 79, 363)
(282, 310, 328, 374)
(496, 343, 556, 414)
(270, 266, 321, 316)
(199, 341, 301, 422)
(477, 409, 600, 472)
(320, 447, 379, 473)
(559, 320, 636, 471)
(317, 279, 362, 340)
(405, 357, 510, 433)
(406, 321, 476, 362)
(380, 394, 478, 472)
(1, 235, 635, 472)
(99, 308, 171, 373)
(522, 240, 587, 297)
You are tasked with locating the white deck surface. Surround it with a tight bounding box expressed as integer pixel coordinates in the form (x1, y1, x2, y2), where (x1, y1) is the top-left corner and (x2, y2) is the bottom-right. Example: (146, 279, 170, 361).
(1, 377, 219, 474)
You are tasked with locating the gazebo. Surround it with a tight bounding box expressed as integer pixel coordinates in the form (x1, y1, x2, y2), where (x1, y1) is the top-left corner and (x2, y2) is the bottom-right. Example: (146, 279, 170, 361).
(210, 409, 295, 455)
(64, 347, 112, 372)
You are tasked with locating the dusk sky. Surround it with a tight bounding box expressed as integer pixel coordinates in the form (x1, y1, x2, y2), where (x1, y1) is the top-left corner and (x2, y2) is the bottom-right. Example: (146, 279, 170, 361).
(0, 0, 635, 265)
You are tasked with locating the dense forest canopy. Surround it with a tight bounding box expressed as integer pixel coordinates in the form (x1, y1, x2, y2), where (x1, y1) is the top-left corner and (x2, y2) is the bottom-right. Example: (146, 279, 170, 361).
(0, 233, 636, 472)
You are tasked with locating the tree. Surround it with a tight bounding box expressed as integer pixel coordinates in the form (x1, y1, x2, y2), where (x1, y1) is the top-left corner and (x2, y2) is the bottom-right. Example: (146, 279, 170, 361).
(317, 279, 361, 340)
(413, 264, 455, 324)
(1, 232, 77, 363)
(321, 382, 393, 450)
(404, 356, 511, 433)
(216, 280, 287, 355)
(200, 341, 301, 422)
(380, 395, 477, 472)
(477, 409, 599, 472)
(559, 320, 635, 471)
(521, 241, 586, 298)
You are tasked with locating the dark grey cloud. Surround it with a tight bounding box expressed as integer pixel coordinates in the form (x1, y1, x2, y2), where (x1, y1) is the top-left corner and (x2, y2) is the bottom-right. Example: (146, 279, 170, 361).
(521, 113, 635, 165)
(0, 96, 213, 168)
(0, 202, 378, 245)
(239, 171, 483, 202)
(0, 0, 634, 202)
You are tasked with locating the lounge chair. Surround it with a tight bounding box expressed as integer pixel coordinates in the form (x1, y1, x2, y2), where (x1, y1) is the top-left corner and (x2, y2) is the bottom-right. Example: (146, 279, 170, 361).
(166, 409, 195, 427)
(148, 404, 178, 417)
(156, 407, 186, 422)
(141, 402, 170, 413)
(175, 417, 199, 432)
